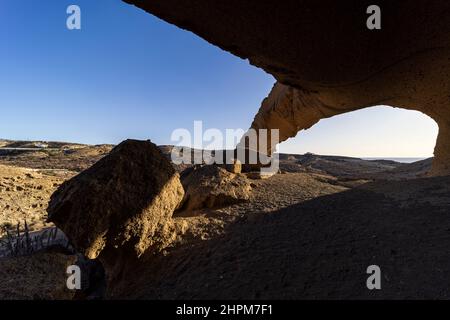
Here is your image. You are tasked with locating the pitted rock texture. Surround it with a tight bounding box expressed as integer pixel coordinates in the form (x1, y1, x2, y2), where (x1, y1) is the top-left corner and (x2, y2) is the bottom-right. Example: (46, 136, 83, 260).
(47, 139, 184, 282)
(180, 165, 252, 211)
(123, 0, 450, 176)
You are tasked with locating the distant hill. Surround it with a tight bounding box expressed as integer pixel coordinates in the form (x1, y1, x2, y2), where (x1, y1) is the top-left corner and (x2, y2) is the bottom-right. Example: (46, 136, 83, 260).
(0, 140, 432, 179)
(0, 140, 88, 149)
(0, 139, 113, 172)
(278, 153, 431, 180)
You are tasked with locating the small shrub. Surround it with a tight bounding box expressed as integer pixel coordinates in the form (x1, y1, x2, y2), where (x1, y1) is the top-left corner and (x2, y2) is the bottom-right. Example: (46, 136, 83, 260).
(0, 221, 69, 258)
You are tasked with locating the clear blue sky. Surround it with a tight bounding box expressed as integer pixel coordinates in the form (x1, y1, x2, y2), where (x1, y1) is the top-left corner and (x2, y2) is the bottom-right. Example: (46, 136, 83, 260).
(0, 0, 438, 157)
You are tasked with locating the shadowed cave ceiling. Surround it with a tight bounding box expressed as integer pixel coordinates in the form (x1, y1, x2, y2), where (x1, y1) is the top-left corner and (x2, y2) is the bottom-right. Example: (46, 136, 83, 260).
(123, 0, 450, 176)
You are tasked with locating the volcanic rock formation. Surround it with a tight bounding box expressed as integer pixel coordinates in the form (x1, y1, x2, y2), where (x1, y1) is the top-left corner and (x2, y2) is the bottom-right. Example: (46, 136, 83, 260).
(47, 139, 184, 284)
(180, 165, 252, 211)
(123, 0, 450, 176)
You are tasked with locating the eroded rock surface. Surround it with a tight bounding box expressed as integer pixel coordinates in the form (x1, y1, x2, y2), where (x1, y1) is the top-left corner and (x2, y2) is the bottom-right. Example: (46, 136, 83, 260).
(247, 82, 450, 176)
(218, 159, 242, 174)
(123, 0, 450, 176)
(180, 165, 252, 211)
(47, 139, 184, 284)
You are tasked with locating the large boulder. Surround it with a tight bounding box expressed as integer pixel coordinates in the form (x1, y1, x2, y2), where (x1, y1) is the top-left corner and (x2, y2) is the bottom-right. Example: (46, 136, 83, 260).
(47, 139, 184, 283)
(180, 165, 252, 211)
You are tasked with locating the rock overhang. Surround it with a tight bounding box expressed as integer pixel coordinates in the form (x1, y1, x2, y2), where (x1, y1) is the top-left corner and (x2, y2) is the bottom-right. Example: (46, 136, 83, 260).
(123, 0, 450, 176)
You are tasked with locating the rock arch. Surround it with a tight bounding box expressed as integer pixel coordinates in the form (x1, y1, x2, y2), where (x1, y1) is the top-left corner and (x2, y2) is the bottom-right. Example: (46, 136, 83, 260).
(249, 81, 448, 175)
(123, 0, 450, 176)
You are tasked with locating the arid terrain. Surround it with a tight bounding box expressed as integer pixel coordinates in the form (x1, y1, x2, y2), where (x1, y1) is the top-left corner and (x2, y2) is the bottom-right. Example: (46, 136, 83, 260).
(1, 138, 448, 300)
(0, 140, 431, 236)
(0, 140, 112, 234)
(4, 0, 450, 304)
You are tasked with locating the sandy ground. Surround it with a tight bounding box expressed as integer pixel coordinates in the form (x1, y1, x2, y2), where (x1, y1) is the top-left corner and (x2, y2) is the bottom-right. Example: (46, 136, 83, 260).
(0, 164, 74, 234)
(111, 175, 450, 299)
(0, 251, 76, 299)
(0, 143, 112, 234)
(1, 140, 448, 300)
(169, 172, 347, 245)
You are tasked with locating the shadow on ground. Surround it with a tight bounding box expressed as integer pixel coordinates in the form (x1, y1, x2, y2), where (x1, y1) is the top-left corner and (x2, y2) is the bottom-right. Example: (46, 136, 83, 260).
(110, 176, 450, 299)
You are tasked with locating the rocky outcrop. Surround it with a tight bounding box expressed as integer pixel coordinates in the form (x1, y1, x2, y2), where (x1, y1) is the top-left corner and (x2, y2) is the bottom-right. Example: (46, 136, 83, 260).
(123, 0, 450, 176)
(218, 159, 242, 174)
(47, 139, 184, 284)
(180, 165, 252, 211)
(247, 82, 450, 177)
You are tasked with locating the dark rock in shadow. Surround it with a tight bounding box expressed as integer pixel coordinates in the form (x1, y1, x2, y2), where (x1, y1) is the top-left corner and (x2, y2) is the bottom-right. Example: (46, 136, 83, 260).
(47, 139, 185, 294)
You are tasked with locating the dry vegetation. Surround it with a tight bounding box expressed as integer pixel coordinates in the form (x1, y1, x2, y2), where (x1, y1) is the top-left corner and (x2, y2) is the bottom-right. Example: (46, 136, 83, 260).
(0, 165, 69, 234)
(0, 142, 112, 235)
